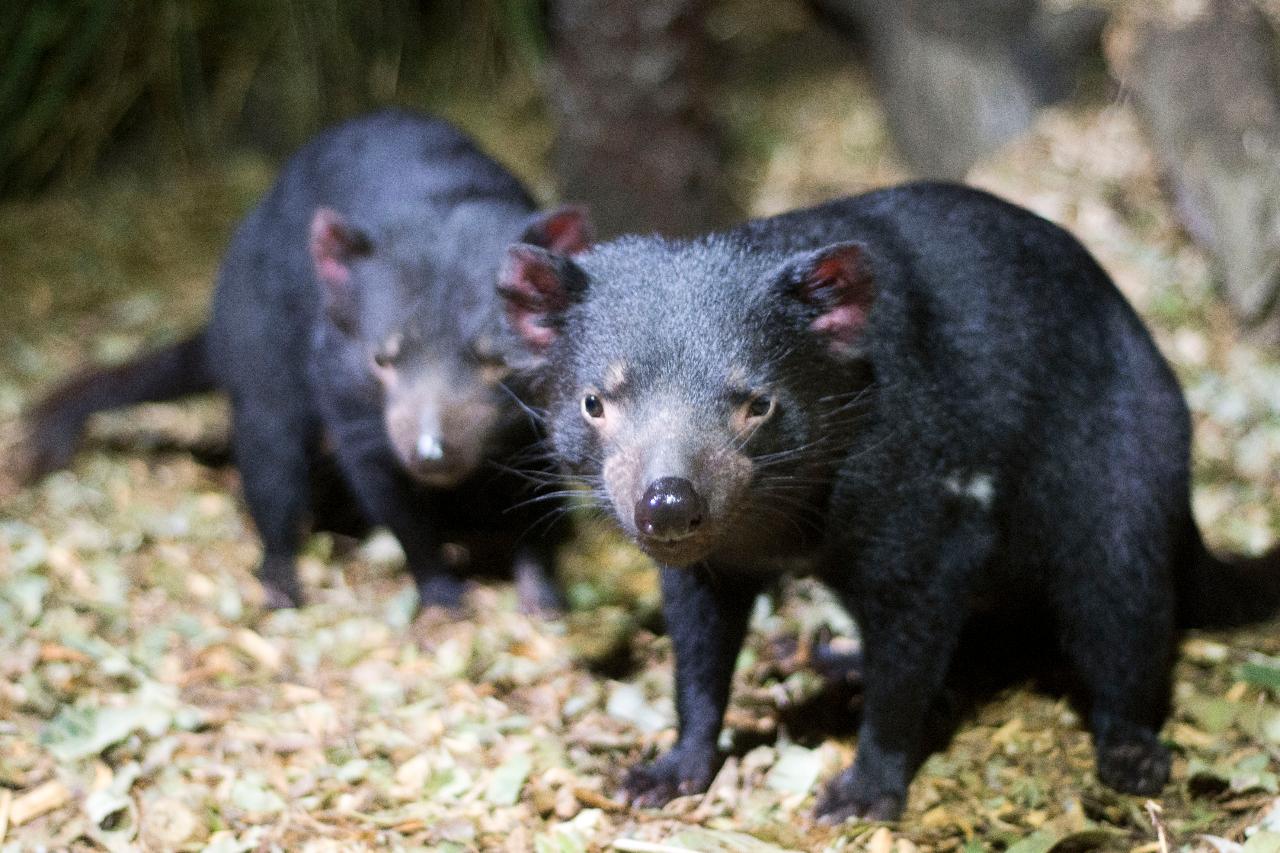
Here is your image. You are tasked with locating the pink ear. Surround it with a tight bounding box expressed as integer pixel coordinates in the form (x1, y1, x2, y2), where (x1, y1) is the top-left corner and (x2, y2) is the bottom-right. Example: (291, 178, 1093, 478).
(498, 245, 577, 352)
(309, 208, 370, 283)
(309, 208, 371, 332)
(786, 242, 876, 356)
(521, 205, 593, 255)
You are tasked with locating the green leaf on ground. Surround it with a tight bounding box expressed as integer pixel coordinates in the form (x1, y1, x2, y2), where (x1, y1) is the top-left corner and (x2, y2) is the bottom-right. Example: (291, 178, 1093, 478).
(486, 754, 532, 806)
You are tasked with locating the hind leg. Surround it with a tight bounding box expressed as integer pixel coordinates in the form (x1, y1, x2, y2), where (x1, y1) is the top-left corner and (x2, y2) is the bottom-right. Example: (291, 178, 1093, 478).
(1052, 540, 1177, 795)
(232, 404, 314, 608)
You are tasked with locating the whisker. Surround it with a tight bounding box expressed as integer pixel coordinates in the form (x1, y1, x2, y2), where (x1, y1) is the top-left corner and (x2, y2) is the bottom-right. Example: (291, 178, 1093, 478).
(497, 381, 548, 427)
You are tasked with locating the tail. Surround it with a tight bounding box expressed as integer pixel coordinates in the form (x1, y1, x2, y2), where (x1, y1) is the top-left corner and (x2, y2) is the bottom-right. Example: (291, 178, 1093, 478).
(17, 331, 215, 483)
(1178, 529, 1280, 629)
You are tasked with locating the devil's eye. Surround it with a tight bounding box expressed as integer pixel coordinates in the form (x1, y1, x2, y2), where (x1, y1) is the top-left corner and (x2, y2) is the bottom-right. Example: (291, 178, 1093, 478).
(746, 395, 775, 419)
(582, 394, 605, 419)
(373, 333, 403, 368)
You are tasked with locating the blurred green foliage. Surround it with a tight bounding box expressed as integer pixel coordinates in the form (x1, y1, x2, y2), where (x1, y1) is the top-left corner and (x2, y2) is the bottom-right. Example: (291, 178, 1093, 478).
(0, 0, 546, 198)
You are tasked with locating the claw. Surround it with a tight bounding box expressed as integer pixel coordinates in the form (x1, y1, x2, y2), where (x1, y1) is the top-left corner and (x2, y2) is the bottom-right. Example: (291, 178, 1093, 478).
(261, 580, 303, 610)
(814, 765, 905, 823)
(620, 748, 718, 808)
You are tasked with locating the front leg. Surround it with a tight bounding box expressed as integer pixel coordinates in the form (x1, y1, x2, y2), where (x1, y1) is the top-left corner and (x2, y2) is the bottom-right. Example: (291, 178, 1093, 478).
(623, 565, 765, 807)
(814, 598, 964, 822)
(817, 508, 994, 822)
(332, 444, 464, 610)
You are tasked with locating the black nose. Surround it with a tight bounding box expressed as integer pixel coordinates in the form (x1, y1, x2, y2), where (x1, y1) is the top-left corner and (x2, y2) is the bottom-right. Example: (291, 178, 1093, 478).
(634, 477, 705, 542)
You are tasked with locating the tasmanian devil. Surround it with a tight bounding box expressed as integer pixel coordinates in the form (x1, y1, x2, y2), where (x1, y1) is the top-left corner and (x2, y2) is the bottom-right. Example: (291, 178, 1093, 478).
(497, 181, 1280, 820)
(19, 109, 591, 611)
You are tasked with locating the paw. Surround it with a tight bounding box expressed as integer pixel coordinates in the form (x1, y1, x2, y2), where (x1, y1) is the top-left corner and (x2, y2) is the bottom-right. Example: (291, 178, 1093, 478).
(621, 747, 718, 808)
(1096, 735, 1170, 796)
(418, 574, 467, 611)
(261, 580, 304, 610)
(815, 765, 905, 823)
(259, 556, 304, 609)
(515, 563, 566, 617)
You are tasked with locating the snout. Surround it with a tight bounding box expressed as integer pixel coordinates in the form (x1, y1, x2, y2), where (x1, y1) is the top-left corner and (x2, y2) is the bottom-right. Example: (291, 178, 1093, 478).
(634, 477, 707, 543)
(404, 431, 472, 487)
(416, 433, 445, 463)
(383, 375, 501, 488)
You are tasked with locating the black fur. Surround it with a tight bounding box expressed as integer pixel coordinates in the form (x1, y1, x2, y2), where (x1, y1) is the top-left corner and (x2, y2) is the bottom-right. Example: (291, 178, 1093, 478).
(499, 181, 1280, 819)
(22, 109, 588, 612)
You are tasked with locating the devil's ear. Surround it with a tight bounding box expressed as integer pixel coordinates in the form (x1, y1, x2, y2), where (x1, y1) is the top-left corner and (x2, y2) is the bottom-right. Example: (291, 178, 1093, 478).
(774, 241, 876, 359)
(520, 205, 593, 255)
(497, 244, 586, 359)
(309, 207, 373, 333)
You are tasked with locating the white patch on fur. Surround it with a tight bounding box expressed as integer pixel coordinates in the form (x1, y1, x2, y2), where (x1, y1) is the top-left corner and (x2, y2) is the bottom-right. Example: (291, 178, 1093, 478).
(943, 471, 995, 509)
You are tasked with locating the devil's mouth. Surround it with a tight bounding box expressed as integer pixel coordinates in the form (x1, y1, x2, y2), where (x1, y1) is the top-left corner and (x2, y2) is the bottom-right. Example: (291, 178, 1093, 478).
(406, 462, 474, 489)
(634, 529, 719, 567)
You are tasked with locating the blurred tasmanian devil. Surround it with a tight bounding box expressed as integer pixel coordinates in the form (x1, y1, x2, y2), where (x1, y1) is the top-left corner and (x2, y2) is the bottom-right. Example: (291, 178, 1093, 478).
(497, 182, 1280, 821)
(20, 109, 591, 611)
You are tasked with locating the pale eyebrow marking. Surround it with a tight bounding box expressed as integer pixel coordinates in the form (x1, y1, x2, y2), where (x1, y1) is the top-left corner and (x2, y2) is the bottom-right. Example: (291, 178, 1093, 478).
(603, 361, 629, 396)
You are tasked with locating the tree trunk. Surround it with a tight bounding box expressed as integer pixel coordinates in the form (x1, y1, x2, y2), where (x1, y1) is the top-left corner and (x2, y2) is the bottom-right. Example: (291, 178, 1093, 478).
(808, 0, 1105, 179)
(547, 0, 730, 237)
(1108, 0, 1280, 341)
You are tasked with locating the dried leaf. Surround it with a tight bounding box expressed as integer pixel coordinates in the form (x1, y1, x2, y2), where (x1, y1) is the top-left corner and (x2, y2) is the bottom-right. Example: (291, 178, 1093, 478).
(229, 778, 285, 816)
(10, 780, 71, 826)
(606, 682, 668, 733)
(1005, 830, 1060, 853)
(1241, 662, 1280, 695)
(668, 826, 803, 852)
(486, 754, 533, 806)
(764, 744, 823, 796)
(1243, 832, 1280, 853)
